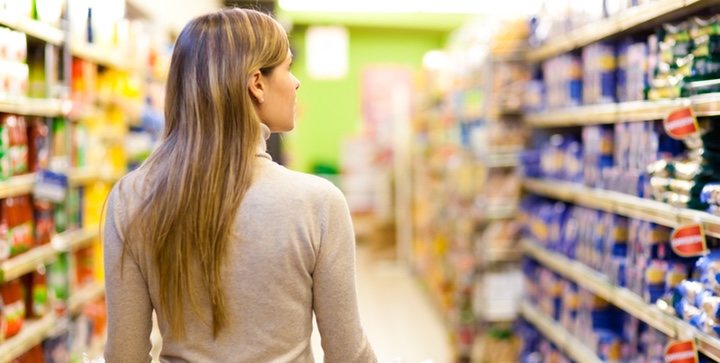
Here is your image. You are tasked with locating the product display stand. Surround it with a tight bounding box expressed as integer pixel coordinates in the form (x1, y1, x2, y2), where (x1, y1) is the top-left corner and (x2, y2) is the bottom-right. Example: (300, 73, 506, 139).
(520, 1, 720, 361)
(0, 1, 165, 360)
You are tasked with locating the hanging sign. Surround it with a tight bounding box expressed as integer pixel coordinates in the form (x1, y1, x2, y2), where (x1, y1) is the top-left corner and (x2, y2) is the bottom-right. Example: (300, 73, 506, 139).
(664, 107, 699, 139)
(664, 340, 698, 363)
(670, 224, 708, 257)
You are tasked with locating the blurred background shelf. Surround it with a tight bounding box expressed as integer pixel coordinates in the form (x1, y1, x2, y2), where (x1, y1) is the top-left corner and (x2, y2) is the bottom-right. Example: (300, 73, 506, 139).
(0, 98, 70, 118)
(519, 302, 602, 363)
(0, 11, 64, 45)
(526, 0, 720, 62)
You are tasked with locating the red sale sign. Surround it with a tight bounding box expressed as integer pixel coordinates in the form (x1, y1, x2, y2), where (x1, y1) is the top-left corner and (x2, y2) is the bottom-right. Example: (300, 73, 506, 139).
(665, 340, 698, 363)
(664, 107, 699, 139)
(671, 224, 708, 257)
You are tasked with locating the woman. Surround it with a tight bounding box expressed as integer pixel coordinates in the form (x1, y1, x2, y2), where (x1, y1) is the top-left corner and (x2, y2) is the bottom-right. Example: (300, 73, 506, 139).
(103, 8, 376, 362)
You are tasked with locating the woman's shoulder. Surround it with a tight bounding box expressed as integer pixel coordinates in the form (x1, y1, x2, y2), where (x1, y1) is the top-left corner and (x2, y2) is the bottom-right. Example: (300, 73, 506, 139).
(260, 163, 344, 202)
(107, 167, 152, 213)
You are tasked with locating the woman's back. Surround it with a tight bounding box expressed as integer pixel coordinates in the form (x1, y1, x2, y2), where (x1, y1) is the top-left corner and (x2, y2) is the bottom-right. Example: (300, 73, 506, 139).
(104, 150, 375, 362)
(102, 8, 375, 362)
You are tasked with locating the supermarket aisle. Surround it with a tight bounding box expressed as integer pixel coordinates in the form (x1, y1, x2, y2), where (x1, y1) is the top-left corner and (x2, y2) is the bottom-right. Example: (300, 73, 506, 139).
(311, 245, 452, 363)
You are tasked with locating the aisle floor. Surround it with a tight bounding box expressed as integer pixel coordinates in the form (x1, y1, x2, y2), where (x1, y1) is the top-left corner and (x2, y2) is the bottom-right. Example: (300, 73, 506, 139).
(311, 246, 452, 363)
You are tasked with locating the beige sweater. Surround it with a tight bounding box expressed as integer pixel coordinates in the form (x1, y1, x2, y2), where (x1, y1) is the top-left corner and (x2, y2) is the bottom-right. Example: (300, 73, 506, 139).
(103, 127, 376, 362)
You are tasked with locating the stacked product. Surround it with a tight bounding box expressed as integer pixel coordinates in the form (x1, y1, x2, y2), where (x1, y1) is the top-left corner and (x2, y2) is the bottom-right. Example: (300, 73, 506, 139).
(668, 251, 720, 340)
(540, 55, 583, 109)
(520, 120, 687, 198)
(521, 196, 703, 306)
(648, 15, 720, 99)
(528, 12, 720, 110)
(518, 320, 572, 363)
(582, 42, 617, 105)
(647, 119, 720, 210)
(0, 27, 28, 100)
(522, 258, 676, 362)
(529, 0, 651, 48)
(616, 39, 649, 102)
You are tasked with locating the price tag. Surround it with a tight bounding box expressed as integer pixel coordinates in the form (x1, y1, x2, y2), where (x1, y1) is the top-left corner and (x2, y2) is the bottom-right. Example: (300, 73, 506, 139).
(664, 107, 699, 139)
(665, 340, 698, 363)
(671, 224, 708, 257)
(33, 170, 68, 203)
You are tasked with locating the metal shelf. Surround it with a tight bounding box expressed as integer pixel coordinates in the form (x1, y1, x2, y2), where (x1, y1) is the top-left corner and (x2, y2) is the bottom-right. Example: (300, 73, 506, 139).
(0, 168, 105, 200)
(486, 206, 518, 220)
(526, 0, 720, 62)
(0, 11, 64, 45)
(1, 225, 98, 283)
(71, 42, 128, 70)
(0, 280, 105, 362)
(519, 301, 602, 363)
(523, 178, 720, 240)
(0, 98, 70, 118)
(69, 282, 105, 315)
(522, 240, 720, 361)
(484, 152, 520, 168)
(0, 313, 57, 363)
(524, 94, 720, 128)
(487, 248, 522, 263)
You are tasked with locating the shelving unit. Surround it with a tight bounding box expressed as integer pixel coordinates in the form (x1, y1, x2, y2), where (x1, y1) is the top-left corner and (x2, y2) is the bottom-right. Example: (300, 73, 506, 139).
(519, 302, 602, 363)
(0, 279, 105, 363)
(484, 152, 520, 168)
(0, 168, 110, 199)
(1, 226, 98, 283)
(0, 313, 57, 363)
(485, 205, 518, 220)
(485, 248, 523, 264)
(526, 0, 720, 62)
(71, 42, 129, 70)
(524, 93, 720, 127)
(523, 178, 720, 239)
(69, 282, 106, 315)
(522, 240, 720, 361)
(0, 10, 64, 45)
(0, 98, 70, 118)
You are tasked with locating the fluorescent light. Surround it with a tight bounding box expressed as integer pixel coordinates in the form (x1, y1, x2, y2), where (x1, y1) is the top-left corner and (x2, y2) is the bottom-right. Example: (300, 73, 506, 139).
(279, 0, 537, 14)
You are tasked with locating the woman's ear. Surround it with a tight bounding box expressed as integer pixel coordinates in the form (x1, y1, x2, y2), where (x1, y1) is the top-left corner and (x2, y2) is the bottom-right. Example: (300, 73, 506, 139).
(249, 70, 265, 104)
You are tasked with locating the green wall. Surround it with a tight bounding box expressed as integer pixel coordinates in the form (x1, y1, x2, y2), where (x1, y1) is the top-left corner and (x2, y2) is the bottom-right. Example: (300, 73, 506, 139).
(285, 26, 447, 173)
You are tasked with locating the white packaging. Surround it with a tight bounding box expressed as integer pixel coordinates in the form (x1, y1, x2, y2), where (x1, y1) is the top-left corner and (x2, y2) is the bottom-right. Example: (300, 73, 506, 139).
(5, 0, 32, 18)
(36, 0, 66, 26)
(0, 27, 8, 61)
(13, 31, 27, 63)
(0, 60, 9, 98)
(7, 62, 29, 97)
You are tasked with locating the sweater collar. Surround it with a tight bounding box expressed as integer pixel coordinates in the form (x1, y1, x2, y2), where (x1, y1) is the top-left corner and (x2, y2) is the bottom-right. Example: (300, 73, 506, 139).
(256, 123, 272, 160)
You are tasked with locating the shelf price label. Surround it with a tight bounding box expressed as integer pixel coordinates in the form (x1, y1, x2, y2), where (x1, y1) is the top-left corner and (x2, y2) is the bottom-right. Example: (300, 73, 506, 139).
(665, 340, 698, 363)
(671, 224, 708, 257)
(664, 107, 699, 139)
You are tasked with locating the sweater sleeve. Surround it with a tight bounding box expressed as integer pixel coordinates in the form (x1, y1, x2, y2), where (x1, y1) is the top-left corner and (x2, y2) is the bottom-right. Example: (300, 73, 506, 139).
(313, 186, 377, 363)
(103, 187, 153, 363)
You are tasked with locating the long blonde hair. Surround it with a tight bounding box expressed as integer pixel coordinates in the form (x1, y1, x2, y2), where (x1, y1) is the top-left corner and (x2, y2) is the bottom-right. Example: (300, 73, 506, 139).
(126, 8, 289, 338)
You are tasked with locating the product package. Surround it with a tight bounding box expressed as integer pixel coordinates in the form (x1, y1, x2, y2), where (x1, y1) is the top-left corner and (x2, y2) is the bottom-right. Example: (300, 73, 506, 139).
(1, 278, 25, 339)
(27, 117, 50, 172)
(22, 268, 49, 319)
(3, 195, 35, 257)
(582, 42, 617, 105)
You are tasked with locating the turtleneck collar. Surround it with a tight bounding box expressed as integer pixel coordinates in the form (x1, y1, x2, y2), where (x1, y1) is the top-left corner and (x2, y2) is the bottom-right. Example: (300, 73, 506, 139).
(256, 122, 272, 160)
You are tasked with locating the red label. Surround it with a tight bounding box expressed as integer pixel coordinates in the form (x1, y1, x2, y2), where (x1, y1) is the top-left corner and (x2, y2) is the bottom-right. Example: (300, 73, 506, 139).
(671, 224, 707, 257)
(664, 107, 699, 139)
(665, 340, 698, 363)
